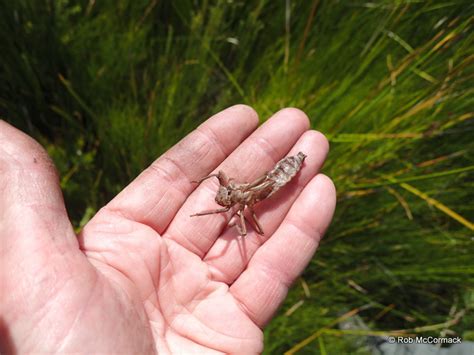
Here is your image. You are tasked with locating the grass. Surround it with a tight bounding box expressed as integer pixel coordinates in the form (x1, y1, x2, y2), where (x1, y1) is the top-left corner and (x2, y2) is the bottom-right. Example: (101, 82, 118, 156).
(1, 0, 473, 353)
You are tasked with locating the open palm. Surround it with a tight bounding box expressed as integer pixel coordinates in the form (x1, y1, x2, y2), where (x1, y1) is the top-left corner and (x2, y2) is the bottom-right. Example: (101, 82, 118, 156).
(0, 106, 336, 354)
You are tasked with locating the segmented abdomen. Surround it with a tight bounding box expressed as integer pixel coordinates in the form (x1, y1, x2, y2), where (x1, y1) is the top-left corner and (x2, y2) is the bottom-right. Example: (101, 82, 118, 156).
(247, 152, 307, 204)
(266, 151, 306, 197)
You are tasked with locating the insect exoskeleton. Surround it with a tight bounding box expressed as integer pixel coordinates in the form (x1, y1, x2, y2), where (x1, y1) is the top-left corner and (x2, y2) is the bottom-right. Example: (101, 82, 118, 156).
(265, 152, 307, 197)
(190, 152, 307, 236)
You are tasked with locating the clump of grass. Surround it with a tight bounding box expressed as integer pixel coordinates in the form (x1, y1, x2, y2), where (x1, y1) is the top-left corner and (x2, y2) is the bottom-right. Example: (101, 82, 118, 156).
(1, 0, 473, 353)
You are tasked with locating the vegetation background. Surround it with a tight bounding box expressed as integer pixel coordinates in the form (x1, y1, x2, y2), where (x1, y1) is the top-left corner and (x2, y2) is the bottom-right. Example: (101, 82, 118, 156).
(1, 0, 473, 353)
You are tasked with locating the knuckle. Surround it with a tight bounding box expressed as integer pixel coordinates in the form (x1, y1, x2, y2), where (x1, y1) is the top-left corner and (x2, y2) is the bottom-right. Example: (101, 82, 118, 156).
(0, 121, 57, 176)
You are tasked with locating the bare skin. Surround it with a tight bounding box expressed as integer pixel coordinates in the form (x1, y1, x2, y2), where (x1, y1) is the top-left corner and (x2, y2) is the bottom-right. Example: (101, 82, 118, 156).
(0, 105, 336, 354)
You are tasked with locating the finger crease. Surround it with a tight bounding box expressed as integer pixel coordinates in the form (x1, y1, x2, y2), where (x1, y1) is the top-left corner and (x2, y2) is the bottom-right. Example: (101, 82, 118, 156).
(248, 135, 280, 166)
(285, 217, 322, 243)
(257, 260, 293, 290)
(149, 157, 191, 197)
(195, 125, 230, 158)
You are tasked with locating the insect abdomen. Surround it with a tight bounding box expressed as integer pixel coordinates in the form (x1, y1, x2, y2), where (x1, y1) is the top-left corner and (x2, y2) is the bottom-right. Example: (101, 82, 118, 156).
(266, 152, 306, 196)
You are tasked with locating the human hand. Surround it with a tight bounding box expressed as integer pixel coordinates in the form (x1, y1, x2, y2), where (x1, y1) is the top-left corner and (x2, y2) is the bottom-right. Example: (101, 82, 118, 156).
(0, 106, 336, 354)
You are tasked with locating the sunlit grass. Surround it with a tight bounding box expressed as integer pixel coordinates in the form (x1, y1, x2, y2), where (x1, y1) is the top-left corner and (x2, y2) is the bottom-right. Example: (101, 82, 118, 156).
(1, 0, 473, 353)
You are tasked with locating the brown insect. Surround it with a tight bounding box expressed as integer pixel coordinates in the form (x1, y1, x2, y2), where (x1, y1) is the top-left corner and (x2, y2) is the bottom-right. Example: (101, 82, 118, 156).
(190, 152, 307, 236)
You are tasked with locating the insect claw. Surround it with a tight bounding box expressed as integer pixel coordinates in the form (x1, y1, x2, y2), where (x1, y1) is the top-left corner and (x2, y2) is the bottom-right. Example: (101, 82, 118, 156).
(235, 224, 247, 236)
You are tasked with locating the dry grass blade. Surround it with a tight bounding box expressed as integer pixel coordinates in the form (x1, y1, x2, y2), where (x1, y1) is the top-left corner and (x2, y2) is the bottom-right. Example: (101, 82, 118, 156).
(400, 183, 474, 231)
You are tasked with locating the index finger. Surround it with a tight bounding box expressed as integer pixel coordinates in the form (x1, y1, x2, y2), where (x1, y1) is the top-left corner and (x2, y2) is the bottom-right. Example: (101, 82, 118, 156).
(95, 105, 259, 233)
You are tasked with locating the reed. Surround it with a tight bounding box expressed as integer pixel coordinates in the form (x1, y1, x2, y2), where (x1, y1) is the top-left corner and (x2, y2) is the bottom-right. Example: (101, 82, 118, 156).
(1, 1, 472, 353)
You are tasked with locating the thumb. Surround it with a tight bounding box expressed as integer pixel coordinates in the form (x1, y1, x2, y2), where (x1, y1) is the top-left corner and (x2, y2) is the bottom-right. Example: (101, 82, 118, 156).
(0, 120, 82, 314)
(0, 120, 77, 251)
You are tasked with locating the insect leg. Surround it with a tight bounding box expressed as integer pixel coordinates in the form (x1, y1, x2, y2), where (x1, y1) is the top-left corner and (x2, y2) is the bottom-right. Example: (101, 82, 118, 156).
(191, 174, 219, 184)
(246, 174, 268, 189)
(192, 170, 229, 186)
(190, 207, 230, 217)
(249, 207, 264, 235)
(235, 208, 247, 236)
